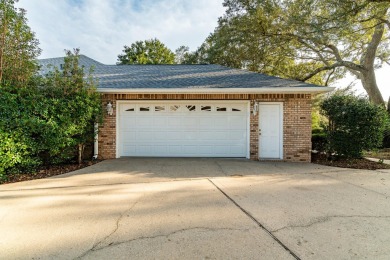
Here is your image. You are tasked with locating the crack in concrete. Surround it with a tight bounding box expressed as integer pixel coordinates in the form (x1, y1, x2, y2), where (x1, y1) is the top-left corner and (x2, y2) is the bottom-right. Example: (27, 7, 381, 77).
(74, 193, 144, 260)
(77, 226, 249, 258)
(93, 201, 140, 249)
(271, 215, 390, 233)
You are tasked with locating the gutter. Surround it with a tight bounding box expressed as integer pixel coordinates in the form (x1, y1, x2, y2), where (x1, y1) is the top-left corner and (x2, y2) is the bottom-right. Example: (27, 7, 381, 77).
(97, 87, 334, 94)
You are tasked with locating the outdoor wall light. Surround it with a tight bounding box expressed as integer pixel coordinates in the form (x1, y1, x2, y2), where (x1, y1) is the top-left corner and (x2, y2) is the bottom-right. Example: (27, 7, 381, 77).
(106, 102, 113, 116)
(253, 102, 259, 116)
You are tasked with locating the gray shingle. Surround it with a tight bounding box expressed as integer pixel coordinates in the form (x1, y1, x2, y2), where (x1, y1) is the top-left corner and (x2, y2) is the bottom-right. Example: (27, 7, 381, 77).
(37, 55, 322, 89)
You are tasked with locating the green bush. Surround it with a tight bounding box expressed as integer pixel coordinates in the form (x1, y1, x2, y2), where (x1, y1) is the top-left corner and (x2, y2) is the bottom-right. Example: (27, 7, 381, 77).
(321, 93, 388, 158)
(0, 50, 102, 178)
(0, 131, 38, 179)
(312, 129, 327, 152)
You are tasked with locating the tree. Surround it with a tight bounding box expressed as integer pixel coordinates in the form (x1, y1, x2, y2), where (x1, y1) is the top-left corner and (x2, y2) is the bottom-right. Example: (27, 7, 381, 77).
(117, 38, 175, 65)
(200, 0, 390, 104)
(0, 0, 41, 86)
(175, 45, 191, 64)
(43, 49, 102, 164)
(189, 2, 335, 85)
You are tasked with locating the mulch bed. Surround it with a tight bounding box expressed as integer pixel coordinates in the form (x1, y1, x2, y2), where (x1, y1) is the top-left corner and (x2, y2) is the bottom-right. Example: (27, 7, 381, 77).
(312, 153, 390, 170)
(1, 160, 102, 185)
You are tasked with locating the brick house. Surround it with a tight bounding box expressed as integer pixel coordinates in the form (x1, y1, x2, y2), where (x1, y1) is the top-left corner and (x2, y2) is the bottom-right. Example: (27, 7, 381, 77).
(39, 55, 333, 162)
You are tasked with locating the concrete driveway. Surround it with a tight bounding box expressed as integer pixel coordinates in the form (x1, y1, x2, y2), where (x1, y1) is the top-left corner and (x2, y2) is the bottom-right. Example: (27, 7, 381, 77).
(1, 158, 390, 260)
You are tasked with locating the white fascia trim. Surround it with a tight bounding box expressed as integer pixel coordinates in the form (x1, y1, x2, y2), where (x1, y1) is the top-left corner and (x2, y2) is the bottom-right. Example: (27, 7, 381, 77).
(97, 87, 334, 94)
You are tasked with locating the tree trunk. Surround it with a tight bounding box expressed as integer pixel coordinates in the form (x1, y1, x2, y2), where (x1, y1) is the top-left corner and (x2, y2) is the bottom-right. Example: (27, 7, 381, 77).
(78, 144, 85, 165)
(361, 68, 385, 106)
(388, 96, 390, 113)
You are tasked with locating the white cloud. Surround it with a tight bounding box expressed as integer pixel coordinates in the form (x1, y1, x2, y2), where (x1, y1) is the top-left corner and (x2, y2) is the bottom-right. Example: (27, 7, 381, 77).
(17, 0, 225, 64)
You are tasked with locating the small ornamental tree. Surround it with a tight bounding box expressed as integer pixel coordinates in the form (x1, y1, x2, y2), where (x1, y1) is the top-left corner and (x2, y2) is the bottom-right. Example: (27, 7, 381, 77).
(321, 93, 388, 158)
(43, 49, 102, 164)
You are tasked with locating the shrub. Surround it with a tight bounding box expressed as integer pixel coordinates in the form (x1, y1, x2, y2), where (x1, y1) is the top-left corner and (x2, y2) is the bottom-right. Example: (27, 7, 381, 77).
(312, 129, 327, 153)
(321, 93, 388, 158)
(0, 50, 102, 178)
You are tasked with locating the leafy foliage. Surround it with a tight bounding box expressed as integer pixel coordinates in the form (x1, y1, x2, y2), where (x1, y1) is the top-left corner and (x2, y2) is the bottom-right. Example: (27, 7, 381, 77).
(40, 49, 102, 164)
(0, 50, 102, 178)
(175, 45, 193, 64)
(117, 38, 175, 65)
(321, 93, 389, 158)
(191, 0, 390, 104)
(0, 0, 41, 86)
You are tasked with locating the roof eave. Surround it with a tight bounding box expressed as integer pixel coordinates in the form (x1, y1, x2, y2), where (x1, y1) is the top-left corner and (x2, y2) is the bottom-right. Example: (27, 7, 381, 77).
(97, 87, 334, 94)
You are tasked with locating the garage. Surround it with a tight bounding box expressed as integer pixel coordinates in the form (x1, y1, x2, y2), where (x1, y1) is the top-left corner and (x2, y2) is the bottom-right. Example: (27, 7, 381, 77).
(117, 101, 249, 158)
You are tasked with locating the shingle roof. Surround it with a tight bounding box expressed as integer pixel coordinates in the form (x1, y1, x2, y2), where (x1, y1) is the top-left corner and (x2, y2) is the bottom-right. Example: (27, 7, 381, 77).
(38, 55, 323, 90)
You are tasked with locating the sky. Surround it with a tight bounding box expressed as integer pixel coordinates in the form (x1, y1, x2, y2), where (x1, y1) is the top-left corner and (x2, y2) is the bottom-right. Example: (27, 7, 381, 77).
(17, 0, 389, 100)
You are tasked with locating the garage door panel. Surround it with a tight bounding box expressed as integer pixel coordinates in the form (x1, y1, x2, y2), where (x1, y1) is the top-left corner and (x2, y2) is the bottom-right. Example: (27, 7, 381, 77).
(230, 131, 246, 140)
(153, 131, 168, 140)
(183, 131, 198, 140)
(122, 131, 136, 141)
(206, 131, 228, 140)
(123, 145, 136, 155)
(153, 146, 168, 154)
(166, 131, 184, 140)
(167, 117, 182, 127)
(197, 145, 214, 155)
(181, 117, 198, 127)
(168, 145, 182, 154)
(153, 117, 168, 128)
(137, 131, 155, 141)
(138, 145, 160, 155)
(213, 117, 229, 127)
(137, 117, 153, 127)
(182, 145, 198, 155)
(120, 117, 136, 129)
(198, 117, 216, 128)
(118, 102, 248, 157)
(229, 116, 247, 129)
(214, 145, 231, 154)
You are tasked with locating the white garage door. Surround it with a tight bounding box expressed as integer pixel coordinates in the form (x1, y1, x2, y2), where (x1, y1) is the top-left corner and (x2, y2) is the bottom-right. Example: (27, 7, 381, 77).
(118, 101, 249, 157)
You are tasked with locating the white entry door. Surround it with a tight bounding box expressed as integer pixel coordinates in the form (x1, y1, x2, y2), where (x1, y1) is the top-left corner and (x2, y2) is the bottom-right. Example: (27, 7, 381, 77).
(259, 103, 283, 159)
(118, 101, 249, 158)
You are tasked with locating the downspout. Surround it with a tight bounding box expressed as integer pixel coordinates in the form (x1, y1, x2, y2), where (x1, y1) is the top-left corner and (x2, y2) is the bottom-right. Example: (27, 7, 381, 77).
(93, 123, 99, 159)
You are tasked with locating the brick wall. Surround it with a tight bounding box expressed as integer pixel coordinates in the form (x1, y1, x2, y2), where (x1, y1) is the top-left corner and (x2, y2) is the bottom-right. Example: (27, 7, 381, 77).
(99, 93, 312, 162)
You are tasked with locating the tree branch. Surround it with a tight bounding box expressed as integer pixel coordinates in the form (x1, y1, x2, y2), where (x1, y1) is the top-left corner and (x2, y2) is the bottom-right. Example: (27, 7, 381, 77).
(326, 44, 343, 61)
(299, 61, 365, 82)
(325, 69, 335, 86)
(379, 18, 390, 29)
(325, 44, 367, 72)
(347, 68, 363, 80)
(361, 23, 385, 68)
(297, 39, 330, 66)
